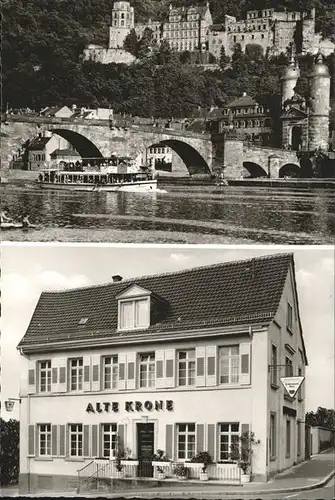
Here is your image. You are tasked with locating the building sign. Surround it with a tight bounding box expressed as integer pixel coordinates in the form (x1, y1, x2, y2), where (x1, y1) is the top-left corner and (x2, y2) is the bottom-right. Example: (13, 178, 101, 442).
(280, 376, 304, 398)
(86, 400, 174, 414)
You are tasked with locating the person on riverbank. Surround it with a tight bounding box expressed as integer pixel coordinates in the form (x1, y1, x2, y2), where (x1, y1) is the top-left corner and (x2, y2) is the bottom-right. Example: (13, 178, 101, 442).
(0, 207, 14, 224)
(21, 213, 33, 229)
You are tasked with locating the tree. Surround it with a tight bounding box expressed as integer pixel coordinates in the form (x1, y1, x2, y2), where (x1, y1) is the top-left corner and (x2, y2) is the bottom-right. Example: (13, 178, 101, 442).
(219, 46, 230, 69)
(123, 28, 140, 57)
(306, 407, 335, 430)
(0, 419, 20, 486)
(137, 27, 154, 59)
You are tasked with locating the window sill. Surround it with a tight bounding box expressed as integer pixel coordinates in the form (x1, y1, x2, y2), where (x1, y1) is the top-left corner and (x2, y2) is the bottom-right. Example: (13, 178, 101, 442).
(269, 456, 277, 462)
(34, 457, 54, 461)
(270, 383, 279, 390)
(286, 327, 293, 335)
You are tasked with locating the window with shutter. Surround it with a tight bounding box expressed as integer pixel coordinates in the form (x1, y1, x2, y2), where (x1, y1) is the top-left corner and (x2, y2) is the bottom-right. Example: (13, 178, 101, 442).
(38, 424, 52, 457)
(139, 353, 155, 388)
(70, 358, 83, 391)
(177, 350, 195, 387)
(177, 423, 196, 460)
(218, 423, 240, 461)
(219, 346, 239, 384)
(38, 360, 52, 392)
(103, 355, 118, 389)
(69, 424, 83, 457)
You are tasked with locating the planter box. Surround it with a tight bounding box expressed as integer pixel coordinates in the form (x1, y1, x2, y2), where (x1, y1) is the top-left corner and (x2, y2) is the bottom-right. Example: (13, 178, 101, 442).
(241, 473, 251, 483)
(120, 460, 139, 466)
(199, 472, 209, 481)
(156, 472, 165, 480)
(184, 462, 204, 469)
(152, 461, 171, 468)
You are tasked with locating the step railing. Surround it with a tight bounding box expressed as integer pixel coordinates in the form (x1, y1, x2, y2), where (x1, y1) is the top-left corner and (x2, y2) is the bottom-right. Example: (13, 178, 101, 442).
(78, 459, 241, 491)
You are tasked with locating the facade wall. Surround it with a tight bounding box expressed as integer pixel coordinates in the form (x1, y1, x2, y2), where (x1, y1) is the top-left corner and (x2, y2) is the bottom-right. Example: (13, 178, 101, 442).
(27, 135, 70, 170)
(267, 269, 306, 477)
(19, 327, 276, 482)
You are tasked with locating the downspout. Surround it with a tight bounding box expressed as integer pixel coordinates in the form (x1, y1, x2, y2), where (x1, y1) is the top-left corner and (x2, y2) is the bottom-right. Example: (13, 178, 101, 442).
(27, 393, 31, 493)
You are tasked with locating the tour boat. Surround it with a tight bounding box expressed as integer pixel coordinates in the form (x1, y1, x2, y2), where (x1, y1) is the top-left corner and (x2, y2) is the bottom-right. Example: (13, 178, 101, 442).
(37, 169, 157, 192)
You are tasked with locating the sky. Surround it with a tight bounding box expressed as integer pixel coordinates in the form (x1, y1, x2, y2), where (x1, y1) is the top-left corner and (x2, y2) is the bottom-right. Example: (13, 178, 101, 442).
(1, 243, 334, 421)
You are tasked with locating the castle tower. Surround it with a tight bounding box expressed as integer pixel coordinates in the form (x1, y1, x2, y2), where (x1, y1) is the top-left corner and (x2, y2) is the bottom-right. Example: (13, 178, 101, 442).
(281, 56, 300, 105)
(308, 52, 331, 151)
(109, 1, 135, 49)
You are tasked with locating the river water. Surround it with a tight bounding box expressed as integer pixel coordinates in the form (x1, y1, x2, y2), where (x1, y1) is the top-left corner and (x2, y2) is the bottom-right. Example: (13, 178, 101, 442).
(1, 182, 334, 244)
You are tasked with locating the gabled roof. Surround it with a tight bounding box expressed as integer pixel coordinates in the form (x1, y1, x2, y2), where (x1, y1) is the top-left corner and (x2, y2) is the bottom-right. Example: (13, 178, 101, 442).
(18, 254, 295, 351)
(226, 95, 258, 108)
(281, 107, 308, 119)
(40, 106, 63, 117)
(26, 136, 51, 150)
(50, 149, 81, 157)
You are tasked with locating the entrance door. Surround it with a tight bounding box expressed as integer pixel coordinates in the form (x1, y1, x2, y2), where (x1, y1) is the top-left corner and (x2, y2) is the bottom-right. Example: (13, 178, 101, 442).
(137, 423, 154, 477)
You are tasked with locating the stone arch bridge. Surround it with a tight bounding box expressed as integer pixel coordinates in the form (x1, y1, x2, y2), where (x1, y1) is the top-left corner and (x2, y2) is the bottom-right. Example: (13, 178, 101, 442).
(1, 116, 301, 178)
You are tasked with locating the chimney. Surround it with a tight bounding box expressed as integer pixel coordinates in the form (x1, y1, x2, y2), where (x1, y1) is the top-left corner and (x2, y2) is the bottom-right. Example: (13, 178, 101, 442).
(112, 275, 123, 282)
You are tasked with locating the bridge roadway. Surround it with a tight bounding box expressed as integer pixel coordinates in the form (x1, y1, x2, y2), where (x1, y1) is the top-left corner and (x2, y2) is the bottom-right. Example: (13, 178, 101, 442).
(1, 114, 301, 178)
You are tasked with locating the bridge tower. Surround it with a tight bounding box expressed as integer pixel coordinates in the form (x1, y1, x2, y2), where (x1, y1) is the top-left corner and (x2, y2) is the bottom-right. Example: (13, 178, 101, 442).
(281, 55, 300, 105)
(308, 52, 331, 151)
(109, 1, 135, 49)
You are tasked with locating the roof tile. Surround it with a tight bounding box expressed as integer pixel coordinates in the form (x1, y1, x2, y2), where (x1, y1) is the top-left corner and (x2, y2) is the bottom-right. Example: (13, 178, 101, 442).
(18, 254, 292, 348)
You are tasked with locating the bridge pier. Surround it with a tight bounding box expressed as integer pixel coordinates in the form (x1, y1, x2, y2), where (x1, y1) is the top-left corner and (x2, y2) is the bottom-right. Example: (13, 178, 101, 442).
(268, 154, 281, 179)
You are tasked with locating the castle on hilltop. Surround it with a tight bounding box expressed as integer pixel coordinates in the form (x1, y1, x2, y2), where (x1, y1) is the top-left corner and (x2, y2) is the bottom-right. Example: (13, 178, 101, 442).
(83, 1, 334, 65)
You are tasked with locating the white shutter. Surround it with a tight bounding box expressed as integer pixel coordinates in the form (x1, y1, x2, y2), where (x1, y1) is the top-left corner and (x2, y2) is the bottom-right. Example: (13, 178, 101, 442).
(206, 345, 217, 386)
(51, 359, 58, 393)
(83, 355, 91, 392)
(91, 354, 101, 392)
(58, 357, 67, 393)
(126, 352, 136, 390)
(239, 343, 251, 385)
(196, 347, 206, 386)
(155, 350, 165, 389)
(27, 359, 37, 394)
(165, 349, 175, 388)
(118, 353, 126, 390)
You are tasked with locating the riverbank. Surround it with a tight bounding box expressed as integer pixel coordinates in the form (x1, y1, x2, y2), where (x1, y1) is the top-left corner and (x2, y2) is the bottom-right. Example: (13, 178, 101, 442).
(227, 178, 335, 189)
(159, 176, 335, 189)
(0, 227, 256, 243)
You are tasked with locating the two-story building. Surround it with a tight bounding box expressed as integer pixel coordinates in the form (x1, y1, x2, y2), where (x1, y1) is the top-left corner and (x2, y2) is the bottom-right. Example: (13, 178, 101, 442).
(17, 253, 307, 492)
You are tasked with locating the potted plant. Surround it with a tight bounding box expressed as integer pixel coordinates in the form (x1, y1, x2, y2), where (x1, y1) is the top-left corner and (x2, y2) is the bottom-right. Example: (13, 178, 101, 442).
(172, 463, 189, 480)
(231, 431, 260, 483)
(191, 451, 212, 481)
(156, 465, 165, 480)
(114, 434, 131, 478)
(152, 449, 170, 479)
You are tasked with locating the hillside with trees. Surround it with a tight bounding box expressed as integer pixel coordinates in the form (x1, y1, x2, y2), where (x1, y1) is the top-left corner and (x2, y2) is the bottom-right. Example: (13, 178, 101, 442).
(2, 0, 334, 118)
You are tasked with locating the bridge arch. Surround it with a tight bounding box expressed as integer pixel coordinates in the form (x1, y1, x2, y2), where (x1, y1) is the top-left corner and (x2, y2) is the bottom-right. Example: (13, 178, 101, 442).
(243, 161, 268, 178)
(279, 163, 301, 178)
(49, 128, 104, 159)
(146, 139, 211, 176)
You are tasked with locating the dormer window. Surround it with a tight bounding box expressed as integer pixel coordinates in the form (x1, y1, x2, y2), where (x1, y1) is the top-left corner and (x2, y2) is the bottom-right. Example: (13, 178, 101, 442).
(117, 285, 151, 331)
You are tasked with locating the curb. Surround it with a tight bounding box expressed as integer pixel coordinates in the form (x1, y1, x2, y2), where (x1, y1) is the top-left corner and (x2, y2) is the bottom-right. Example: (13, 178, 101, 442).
(100, 468, 335, 498)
